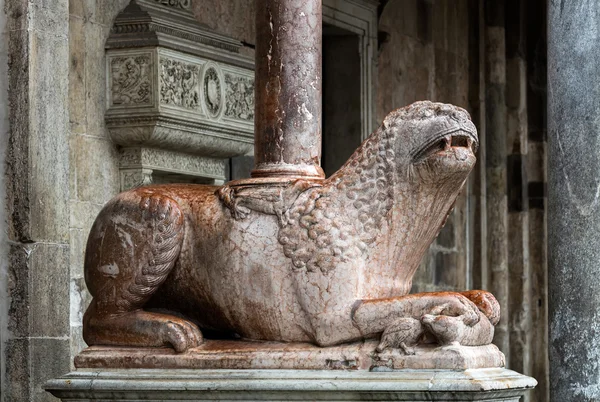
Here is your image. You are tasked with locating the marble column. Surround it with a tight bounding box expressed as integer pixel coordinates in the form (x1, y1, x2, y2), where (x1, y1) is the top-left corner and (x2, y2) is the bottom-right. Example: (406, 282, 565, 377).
(253, 0, 325, 179)
(548, 1, 600, 400)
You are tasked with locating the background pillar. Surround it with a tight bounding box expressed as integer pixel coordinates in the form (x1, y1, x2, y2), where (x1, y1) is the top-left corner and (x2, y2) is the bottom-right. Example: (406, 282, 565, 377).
(484, 0, 510, 362)
(548, 1, 600, 400)
(1, 0, 71, 400)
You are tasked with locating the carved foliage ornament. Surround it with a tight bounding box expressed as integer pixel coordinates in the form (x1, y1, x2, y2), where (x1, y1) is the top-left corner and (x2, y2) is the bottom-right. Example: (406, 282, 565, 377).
(159, 58, 200, 109)
(224, 74, 254, 121)
(154, 0, 191, 10)
(119, 148, 227, 178)
(111, 56, 152, 106)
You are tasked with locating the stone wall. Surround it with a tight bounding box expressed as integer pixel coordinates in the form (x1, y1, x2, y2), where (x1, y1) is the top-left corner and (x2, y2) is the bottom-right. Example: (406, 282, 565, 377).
(0, 0, 8, 395)
(3, 1, 71, 400)
(378, 0, 472, 293)
(67, 0, 128, 364)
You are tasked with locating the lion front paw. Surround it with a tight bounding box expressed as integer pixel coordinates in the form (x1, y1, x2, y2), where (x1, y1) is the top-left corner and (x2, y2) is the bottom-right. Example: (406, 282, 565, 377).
(84, 308, 203, 353)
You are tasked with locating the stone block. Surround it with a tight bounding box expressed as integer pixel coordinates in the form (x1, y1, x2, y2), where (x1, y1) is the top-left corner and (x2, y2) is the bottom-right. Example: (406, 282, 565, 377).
(30, 0, 68, 36)
(70, 276, 92, 328)
(45, 367, 537, 401)
(31, 338, 71, 402)
(398, 0, 419, 39)
(455, 0, 470, 59)
(92, 0, 129, 27)
(74, 341, 506, 371)
(69, 228, 86, 278)
(84, 21, 110, 138)
(6, 338, 70, 401)
(192, 0, 255, 45)
(7, 244, 29, 337)
(69, 0, 94, 20)
(70, 325, 88, 366)
(7, 27, 32, 242)
(4, 338, 30, 401)
(5, 0, 28, 31)
(30, 243, 70, 338)
(69, 134, 78, 199)
(70, 200, 104, 232)
(7, 242, 70, 338)
(28, 29, 70, 243)
(69, 15, 87, 135)
(73, 135, 119, 203)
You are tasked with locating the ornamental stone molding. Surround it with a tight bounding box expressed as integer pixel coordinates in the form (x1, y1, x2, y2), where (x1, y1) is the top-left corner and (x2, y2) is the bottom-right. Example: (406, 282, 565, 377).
(118, 147, 228, 190)
(106, 0, 254, 185)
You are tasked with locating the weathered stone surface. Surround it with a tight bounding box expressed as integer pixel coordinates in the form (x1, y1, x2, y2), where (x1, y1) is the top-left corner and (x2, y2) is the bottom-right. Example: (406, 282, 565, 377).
(548, 1, 600, 400)
(30, 244, 70, 338)
(70, 200, 104, 231)
(7, 10, 70, 243)
(4, 339, 30, 401)
(45, 368, 537, 401)
(31, 338, 71, 402)
(74, 341, 505, 370)
(73, 135, 119, 203)
(191, 0, 255, 57)
(85, 21, 111, 139)
(3, 2, 71, 400)
(68, 15, 87, 136)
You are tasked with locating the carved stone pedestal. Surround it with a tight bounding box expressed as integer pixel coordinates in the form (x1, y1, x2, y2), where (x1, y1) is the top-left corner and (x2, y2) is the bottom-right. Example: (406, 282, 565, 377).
(46, 340, 535, 401)
(71, 340, 506, 371)
(45, 368, 536, 401)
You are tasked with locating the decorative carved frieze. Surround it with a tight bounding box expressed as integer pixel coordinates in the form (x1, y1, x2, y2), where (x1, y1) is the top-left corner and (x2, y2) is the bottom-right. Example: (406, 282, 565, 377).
(107, 49, 254, 157)
(106, 0, 254, 189)
(153, 0, 191, 10)
(224, 73, 254, 121)
(110, 55, 153, 106)
(159, 58, 200, 110)
(118, 147, 228, 191)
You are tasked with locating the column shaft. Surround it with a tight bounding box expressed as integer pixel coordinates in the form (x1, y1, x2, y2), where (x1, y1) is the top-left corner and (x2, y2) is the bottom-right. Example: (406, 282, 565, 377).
(253, 0, 324, 179)
(548, 1, 600, 400)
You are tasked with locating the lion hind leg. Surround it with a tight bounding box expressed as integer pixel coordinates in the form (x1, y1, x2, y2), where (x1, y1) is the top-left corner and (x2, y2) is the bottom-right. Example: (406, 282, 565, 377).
(83, 190, 202, 352)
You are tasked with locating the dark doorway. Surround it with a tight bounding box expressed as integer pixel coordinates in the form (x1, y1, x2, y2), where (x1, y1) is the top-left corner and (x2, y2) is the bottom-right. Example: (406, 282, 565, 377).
(322, 24, 362, 177)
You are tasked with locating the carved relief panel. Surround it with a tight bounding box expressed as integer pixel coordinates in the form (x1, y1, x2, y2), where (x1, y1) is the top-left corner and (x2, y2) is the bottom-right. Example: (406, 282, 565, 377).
(105, 0, 255, 190)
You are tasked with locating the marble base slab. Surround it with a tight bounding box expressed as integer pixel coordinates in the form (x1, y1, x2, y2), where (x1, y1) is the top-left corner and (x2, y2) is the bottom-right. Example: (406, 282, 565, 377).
(74, 339, 506, 371)
(44, 368, 537, 401)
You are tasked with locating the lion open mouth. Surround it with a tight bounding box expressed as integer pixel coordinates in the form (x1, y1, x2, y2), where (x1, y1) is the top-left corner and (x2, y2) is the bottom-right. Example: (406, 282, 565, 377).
(412, 130, 478, 163)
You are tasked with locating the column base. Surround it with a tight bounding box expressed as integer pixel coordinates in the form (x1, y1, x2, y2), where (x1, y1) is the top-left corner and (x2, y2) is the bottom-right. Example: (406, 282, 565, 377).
(45, 368, 536, 401)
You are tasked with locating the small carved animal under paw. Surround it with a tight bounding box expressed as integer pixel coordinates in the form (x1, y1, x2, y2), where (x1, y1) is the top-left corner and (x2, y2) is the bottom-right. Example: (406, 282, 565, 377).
(376, 318, 423, 354)
(421, 310, 494, 347)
